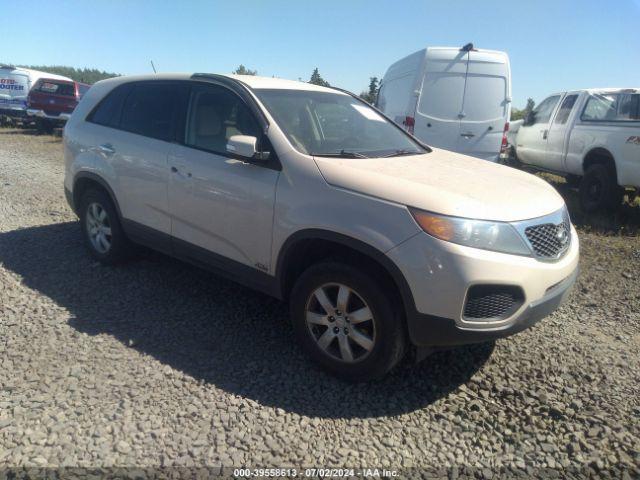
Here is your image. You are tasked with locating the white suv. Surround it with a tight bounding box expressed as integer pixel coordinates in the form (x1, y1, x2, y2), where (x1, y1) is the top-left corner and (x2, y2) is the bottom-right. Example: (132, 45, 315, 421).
(63, 73, 580, 380)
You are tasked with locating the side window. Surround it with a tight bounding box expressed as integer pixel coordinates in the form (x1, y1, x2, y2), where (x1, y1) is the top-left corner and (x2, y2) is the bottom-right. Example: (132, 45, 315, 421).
(120, 83, 182, 141)
(529, 95, 561, 125)
(87, 84, 131, 128)
(582, 93, 640, 122)
(553, 94, 578, 125)
(185, 85, 260, 154)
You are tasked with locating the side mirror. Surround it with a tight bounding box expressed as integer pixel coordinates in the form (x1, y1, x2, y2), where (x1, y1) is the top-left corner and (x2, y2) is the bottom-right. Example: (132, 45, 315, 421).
(226, 135, 258, 159)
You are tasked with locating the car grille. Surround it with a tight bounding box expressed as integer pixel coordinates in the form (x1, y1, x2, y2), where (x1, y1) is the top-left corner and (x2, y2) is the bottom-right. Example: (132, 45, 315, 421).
(524, 215, 571, 259)
(463, 285, 524, 321)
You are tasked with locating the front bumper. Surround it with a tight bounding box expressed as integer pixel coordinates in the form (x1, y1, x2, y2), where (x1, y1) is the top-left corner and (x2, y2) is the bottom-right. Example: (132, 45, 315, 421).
(407, 266, 578, 346)
(387, 225, 580, 347)
(27, 109, 71, 121)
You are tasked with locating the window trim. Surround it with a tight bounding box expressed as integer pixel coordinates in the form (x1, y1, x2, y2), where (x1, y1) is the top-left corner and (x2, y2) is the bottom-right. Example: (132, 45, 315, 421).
(580, 92, 640, 124)
(551, 93, 579, 126)
(180, 82, 281, 171)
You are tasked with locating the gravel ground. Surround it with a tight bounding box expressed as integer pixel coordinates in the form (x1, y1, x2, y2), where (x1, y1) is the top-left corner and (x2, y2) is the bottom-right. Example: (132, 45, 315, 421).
(0, 128, 639, 478)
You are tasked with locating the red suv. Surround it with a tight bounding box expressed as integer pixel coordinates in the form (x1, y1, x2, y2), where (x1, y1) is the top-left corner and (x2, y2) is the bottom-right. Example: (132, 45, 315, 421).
(27, 78, 90, 132)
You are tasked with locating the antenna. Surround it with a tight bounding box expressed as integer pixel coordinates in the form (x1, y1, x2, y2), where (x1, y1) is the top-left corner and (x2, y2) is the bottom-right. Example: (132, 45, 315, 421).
(150, 60, 157, 73)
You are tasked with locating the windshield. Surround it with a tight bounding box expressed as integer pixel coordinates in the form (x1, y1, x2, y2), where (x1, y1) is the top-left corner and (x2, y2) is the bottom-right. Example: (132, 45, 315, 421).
(255, 89, 426, 158)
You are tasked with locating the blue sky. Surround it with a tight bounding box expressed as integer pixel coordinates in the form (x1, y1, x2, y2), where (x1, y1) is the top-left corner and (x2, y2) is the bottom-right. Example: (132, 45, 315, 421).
(3, 0, 639, 108)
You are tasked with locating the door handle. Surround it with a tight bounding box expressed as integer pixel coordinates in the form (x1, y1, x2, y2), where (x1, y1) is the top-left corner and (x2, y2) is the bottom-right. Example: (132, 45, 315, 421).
(171, 166, 178, 173)
(542, 129, 549, 140)
(460, 132, 475, 138)
(97, 143, 115, 155)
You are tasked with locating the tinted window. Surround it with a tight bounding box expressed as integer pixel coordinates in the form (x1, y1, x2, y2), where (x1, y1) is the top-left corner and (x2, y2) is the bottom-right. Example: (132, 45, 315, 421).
(35, 80, 75, 97)
(120, 83, 182, 141)
(581, 93, 640, 122)
(529, 95, 561, 125)
(88, 84, 132, 127)
(553, 94, 578, 125)
(185, 85, 260, 153)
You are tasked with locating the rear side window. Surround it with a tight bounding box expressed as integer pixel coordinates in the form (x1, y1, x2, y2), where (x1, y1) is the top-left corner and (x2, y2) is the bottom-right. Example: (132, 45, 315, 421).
(581, 93, 640, 122)
(87, 84, 132, 128)
(120, 83, 183, 141)
(553, 94, 578, 125)
(35, 81, 75, 97)
(185, 85, 260, 154)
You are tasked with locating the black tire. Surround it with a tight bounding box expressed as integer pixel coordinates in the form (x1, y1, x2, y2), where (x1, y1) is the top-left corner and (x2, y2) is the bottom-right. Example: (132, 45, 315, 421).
(579, 163, 622, 213)
(565, 174, 580, 189)
(79, 188, 131, 264)
(290, 262, 406, 381)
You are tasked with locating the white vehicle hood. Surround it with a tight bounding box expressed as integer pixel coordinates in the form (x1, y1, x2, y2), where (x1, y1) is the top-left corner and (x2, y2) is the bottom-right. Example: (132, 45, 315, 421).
(314, 148, 565, 222)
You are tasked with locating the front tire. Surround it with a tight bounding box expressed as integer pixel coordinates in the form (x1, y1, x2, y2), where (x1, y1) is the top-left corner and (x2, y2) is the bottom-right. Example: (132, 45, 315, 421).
(290, 262, 406, 381)
(579, 164, 622, 212)
(79, 188, 131, 264)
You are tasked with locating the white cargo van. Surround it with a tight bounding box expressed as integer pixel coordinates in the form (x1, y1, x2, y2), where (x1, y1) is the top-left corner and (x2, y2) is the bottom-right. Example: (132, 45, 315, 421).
(377, 44, 512, 161)
(0, 65, 72, 120)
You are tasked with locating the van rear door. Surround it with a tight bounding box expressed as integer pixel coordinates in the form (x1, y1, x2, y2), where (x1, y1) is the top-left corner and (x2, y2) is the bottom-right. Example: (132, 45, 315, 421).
(0, 70, 30, 113)
(457, 51, 510, 161)
(413, 48, 466, 152)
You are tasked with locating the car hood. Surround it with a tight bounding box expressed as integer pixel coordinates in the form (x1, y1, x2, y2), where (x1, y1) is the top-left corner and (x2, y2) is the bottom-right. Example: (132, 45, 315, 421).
(313, 148, 565, 222)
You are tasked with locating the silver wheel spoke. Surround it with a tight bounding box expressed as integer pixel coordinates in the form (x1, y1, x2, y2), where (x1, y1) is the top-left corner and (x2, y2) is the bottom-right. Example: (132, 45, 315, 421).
(349, 329, 374, 351)
(317, 328, 335, 351)
(348, 306, 372, 324)
(98, 233, 109, 251)
(313, 288, 335, 314)
(102, 226, 112, 236)
(338, 335, 354, 361)
(306, 311, 330, 326)
(98, 208, 107, 222)
(336, 285, 350, 313)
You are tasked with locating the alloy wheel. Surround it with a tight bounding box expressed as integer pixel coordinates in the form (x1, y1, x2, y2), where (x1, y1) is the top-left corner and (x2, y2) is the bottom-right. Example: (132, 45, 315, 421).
(305, 283, 376, 363)
(85, 202, 112, 254)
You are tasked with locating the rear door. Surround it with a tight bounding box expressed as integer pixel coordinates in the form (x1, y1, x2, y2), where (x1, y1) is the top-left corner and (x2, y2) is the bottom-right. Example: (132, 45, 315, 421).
(544, 93, 579, 171)
(516, 94, 562, 166)
(0, 70, 29, 113)
(457, 51, 510, 161)
(414, 49, 467, 151)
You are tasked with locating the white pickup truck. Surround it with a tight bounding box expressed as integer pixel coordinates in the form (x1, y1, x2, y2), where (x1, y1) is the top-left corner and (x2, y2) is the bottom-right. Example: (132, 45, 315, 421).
(514, 88, 640, 212)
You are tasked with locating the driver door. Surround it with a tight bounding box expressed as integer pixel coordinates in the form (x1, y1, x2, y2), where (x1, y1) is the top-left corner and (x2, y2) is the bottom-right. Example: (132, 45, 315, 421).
(516, 94, 562, 166)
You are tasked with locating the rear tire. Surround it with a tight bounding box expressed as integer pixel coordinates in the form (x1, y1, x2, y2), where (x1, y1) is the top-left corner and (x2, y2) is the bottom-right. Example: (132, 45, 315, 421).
(579, 164, 622, 212)
(79, 188, 131, 265)
(290, 262, 406, 381)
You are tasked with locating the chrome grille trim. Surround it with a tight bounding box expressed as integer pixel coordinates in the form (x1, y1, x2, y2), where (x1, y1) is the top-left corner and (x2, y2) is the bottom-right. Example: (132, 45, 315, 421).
(512, 207, 572, 262)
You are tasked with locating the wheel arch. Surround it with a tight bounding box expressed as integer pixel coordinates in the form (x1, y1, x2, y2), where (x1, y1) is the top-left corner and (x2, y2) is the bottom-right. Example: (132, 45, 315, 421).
(72, 172, 122, 219)
(582, 147, 617, 178)
(275, 229, 417, 318)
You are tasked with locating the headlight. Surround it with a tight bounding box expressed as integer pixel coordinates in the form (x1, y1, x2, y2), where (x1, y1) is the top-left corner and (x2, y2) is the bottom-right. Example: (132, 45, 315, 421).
(409, 208, 531, 256)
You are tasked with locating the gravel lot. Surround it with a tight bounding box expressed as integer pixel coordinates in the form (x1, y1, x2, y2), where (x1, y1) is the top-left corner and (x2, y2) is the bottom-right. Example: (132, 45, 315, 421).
(1, 128, 639, 477)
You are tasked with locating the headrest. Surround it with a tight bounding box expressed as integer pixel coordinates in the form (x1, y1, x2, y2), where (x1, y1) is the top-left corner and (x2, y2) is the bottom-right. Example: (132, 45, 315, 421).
(196, 106, 222, 136)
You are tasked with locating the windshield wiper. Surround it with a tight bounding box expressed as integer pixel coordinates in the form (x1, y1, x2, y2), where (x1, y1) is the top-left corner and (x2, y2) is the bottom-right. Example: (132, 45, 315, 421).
(380, 149, 422, 158)
(312, 150, 370, 159)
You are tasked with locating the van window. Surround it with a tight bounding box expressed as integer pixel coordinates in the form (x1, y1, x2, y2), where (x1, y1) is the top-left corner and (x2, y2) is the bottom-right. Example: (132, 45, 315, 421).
(529, 95, 561, 125)
(418, 73, 465, 120)
(87, 84, 132, 128)
(120, 83, 182, 141)
(462, 75, 506, 121)
(185, 85, 260, 154)
(377, 74, 413, 116)
(553, 94, 578, 125)
(581, 93, 640, 122)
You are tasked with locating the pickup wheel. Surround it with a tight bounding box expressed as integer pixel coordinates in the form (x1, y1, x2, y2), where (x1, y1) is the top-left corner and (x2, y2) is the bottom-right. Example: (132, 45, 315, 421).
(579, 164, 622, 213)
(290, 262, 406, 381)
(79, 188, 131, 265)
